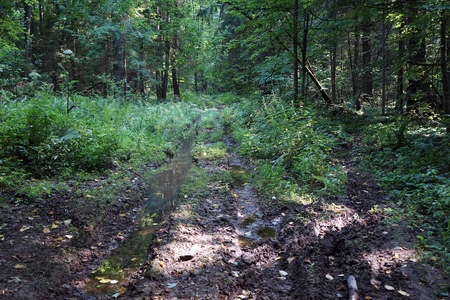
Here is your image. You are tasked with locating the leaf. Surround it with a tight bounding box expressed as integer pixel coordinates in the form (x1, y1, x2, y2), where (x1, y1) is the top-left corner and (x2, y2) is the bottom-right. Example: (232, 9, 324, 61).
(167, 283, 178, 289)
(43, 227, 50, 233)
(279, 270, 288, 277)
(99, 279, 111, 283)
(398, 290, 410, 297)
(14, 264, 24, 269)
(64, 219, 71, 226)
(326, 274, 334, 281)
(287, 256, 296, 264)
(19, 225, 31, 232)
(159, 261, 165, 268)
(110, 280, 118, 284)
(384, 285, 395, 291)
(117, 286, 127, 294)
(370, 278, 381, 289)
(51, 223, 58, 229)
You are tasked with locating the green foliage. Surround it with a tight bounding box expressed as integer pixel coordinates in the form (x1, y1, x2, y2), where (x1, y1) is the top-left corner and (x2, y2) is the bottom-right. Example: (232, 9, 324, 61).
(192, 142, 228, 162)
(225, 96, 347, 197)
(0, 94, 199, 179)
(359, 114, 450, 268)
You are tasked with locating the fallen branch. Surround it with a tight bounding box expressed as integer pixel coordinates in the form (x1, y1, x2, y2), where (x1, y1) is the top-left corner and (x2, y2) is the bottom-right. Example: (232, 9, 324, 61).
(347, 275, 358, 300)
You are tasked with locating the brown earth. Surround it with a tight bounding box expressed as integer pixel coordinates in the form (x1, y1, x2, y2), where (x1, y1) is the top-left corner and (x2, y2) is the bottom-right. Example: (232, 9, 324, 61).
(1, 132, 449, 299)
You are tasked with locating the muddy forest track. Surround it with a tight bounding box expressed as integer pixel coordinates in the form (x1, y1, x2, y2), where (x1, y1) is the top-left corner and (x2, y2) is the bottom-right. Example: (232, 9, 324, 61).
(118, 114, 447, 299)
(1, 107, 447, 300)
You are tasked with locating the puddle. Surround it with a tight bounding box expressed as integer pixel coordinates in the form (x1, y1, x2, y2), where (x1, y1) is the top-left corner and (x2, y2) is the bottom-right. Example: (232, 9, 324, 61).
(229, 165, 252, 186)
(256, 226, 276, 239)
(238, 236, 256, 248)
(83, 134, 196, 296)
(241, 215, 257, 228)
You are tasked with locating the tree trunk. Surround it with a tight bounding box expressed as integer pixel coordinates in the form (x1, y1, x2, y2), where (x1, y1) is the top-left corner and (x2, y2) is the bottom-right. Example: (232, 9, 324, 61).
(293, 0, 299, 104)
(330, 2, 337, 103)
(362, 22, 373, 98)
(301, 11, 309, 99)
(39, 0, 44, 35)
(396, 25, 405, 114)
(113, 33, 123, 86)
(441, 12, 450, 133)
(381, 21, 387, 115)
(24, 2, 32, 59)
(353, 25, 362, 111)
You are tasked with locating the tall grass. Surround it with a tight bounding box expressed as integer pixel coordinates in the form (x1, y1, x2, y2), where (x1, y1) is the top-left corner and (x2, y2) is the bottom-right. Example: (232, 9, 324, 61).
(0, 93, 199, 181)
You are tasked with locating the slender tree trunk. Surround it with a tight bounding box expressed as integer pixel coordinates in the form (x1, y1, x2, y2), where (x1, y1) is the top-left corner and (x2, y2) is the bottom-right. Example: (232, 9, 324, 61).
(24, 2, 32, 59)
(362, 22, 373, 98)
(441, 12, 450, 133)
(381, 21, 387, 115)
(39, 1, 44, 35)
(397, 25, 405, 114)
(330, 3, 337, 103)
(293, 0, 299, 104)
(301, 11, 309, 99)
(353, 25, 362, 110)
(113, 33, 123, 86)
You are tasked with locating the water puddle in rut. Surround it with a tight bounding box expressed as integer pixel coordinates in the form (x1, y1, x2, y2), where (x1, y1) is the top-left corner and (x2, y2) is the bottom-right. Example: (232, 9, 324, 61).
(83, 134, 196, 296)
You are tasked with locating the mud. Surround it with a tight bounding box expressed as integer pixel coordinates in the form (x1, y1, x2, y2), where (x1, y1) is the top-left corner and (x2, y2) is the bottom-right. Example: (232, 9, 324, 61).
(1, 119, 449, 299)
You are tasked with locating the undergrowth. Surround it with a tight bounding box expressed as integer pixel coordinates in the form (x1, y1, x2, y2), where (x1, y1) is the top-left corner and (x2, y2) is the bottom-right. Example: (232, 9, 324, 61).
(223, 95, 349, 201)
(357, 114, 450, 271)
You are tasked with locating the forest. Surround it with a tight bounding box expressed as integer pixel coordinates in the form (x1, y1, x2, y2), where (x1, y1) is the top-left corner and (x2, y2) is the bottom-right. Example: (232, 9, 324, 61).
(0, 0, 449, 299)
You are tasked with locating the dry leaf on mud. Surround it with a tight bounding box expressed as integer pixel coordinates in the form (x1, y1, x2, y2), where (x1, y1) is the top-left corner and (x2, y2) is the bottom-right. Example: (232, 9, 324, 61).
(43, 227, 50, 233)
(20, 225, 31, 232)
(51, 223, 58, 229)
(370, 278, 381, 289)
(326, 274, 334, 281)
(384, 285, 395, 291)
(99, 279, 111, 283)
(398, 290, 410, 297)
(110, 280, 118, 284)
(117, 286, 126, 294)
(64, 219, 71, 226)
(287, 256, 296, 264)
(14, 264, 24, 269)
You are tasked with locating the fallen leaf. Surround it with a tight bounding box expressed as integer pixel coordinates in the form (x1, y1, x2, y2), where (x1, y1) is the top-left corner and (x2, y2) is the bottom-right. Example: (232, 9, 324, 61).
(232, 271, 239, 277)
(326, 274, 334, 281)
(370, 278, 381, 289)
(43, 227, 50, 233)
(384, 285, 395, 291)
(117, 286, 126, 295)
(20, 226, 31, 232)
(279, 270, 288, 277)
(120, 213, 126, 217)
(167, 283, 178, 289)
(14, 264, 24, 269)
(274, 257, 282, 261)
(277, 276, 286, 281)
(287, 256, 296, 264)
(65, 235, 73, 239)
(398, 290, 410, 297)
(51, 223, 58, 229)
(32, 209, 38, 213)
(64, 219, 71, 226)
(394, 253, 399, 259)
(159, 261, 165, 268)
(99, 279, 111, 283)
(110, 280, 118, 284)
(365, 297, 372, 299)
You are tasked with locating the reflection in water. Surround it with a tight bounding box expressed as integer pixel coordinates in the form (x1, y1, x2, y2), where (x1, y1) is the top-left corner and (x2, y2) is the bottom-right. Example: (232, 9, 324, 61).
(84, 134, 195, 296)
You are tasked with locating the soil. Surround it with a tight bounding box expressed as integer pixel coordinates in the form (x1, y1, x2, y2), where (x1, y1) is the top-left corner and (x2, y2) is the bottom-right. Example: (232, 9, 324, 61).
(1, 123, 449, 299)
